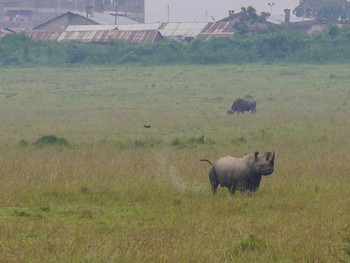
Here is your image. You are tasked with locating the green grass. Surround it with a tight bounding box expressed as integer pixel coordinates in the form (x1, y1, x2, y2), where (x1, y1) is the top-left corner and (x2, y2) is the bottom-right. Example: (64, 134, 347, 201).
(0, 64, 349, 262)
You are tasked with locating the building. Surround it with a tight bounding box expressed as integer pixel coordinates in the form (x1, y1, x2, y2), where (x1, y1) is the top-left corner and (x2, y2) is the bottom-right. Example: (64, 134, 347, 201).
(33, 11, 138, 30)
(28, 20, 236, 43)
(218, 9, 325, 35)
(15, 7, 329, 45)
(266, 10, 326, 34)
(0, 0, 144, 29)
(27, 26, 163, 44)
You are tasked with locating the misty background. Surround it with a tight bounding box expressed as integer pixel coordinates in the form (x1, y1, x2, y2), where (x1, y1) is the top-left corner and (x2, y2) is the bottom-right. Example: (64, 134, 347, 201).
(145, 0, 299, 22)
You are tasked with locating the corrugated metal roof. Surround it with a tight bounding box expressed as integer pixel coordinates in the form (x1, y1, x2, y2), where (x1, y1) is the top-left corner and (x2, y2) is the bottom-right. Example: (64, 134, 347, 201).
(201, 22, 234, 34)
(108, 30, 160, 43)
(33, 22, 215, 42)
(267, 14, 314, 25)
(27, 31, 61, 41)
(66, 22, 208, 38)
(159, 22, 208, 38)
(27, 30, 162, 44)
(198, 22, 235, 40)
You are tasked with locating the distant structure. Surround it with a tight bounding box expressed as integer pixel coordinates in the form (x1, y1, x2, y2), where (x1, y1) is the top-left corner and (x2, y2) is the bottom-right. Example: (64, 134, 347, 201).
(0, 0, 144, 29)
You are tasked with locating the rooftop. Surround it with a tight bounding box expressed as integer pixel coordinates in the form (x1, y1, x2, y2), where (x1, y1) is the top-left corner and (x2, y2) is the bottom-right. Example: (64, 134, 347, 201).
(267, 14, 314, 25)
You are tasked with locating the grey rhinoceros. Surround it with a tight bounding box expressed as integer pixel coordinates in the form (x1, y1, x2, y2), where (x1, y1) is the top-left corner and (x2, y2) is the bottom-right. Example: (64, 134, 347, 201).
(200, 151, 275, 195)
(227, 98, 256, 114)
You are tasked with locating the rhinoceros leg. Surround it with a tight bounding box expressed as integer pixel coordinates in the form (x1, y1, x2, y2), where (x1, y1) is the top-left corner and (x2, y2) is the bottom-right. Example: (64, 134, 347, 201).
(228, 184, 236, 195)
(209, 168, 218, 195)
(247, 176, 261, 192)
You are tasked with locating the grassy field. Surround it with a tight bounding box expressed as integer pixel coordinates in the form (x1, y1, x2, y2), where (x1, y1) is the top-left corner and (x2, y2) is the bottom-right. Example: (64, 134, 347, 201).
(0, 64, 349, 262)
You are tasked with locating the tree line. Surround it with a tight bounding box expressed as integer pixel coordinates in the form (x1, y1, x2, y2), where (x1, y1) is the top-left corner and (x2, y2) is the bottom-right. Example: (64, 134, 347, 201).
(294, 0, 350, 22)
(1, 24, 350, 66)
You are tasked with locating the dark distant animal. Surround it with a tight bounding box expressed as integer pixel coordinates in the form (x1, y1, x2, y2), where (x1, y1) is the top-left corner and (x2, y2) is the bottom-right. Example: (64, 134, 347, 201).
(227, 98, 256, 114)
(200, 151, 275, 195)
(144, 125, 151, 128)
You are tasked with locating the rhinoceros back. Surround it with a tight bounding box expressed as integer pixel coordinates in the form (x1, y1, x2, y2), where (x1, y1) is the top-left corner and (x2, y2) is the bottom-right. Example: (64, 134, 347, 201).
(213, 155, 252, 183)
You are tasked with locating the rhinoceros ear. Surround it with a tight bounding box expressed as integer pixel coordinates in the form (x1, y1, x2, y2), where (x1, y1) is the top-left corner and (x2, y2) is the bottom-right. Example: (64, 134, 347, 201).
(254, 151, 259, 158)
(270, 151, 275, 165)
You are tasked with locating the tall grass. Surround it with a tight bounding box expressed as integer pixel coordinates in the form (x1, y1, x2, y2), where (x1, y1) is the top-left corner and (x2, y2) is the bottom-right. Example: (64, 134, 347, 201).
(0, 64, 349, 262)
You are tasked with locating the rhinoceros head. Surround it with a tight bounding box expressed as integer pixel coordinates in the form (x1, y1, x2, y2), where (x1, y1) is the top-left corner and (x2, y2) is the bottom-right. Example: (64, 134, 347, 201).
(254, 151, 275, 176)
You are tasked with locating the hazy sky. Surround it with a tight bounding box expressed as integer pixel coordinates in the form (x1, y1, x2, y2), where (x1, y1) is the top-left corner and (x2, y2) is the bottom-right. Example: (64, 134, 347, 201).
(145, 0, 300, 23)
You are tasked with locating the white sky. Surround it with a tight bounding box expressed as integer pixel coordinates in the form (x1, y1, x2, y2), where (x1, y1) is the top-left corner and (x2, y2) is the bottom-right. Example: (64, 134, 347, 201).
(145, 0, 300, 23)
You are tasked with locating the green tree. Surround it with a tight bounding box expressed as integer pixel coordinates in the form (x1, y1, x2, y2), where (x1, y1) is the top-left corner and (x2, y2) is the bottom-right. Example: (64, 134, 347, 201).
(0, 33, 34, 65)
(233, 6, 271, 35)
(294, 0, 350, 22)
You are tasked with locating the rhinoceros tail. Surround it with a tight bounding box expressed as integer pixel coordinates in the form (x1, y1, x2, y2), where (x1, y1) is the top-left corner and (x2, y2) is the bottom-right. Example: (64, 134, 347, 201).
(200, 159, 213, 165)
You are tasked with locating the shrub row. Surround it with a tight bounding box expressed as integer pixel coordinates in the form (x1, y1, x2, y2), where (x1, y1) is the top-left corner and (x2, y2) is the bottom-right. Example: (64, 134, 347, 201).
(1, 25, 350, 66)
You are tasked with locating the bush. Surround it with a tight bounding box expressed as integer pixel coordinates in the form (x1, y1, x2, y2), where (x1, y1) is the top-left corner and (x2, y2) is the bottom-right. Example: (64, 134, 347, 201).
(133, 137, 162, 148)
(231, 136, 248, 145)
(188, 135, 205, 144)
(18, 140, 29, 147)
(171, 137, 185, 147)
(33, 135, 69, 146)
